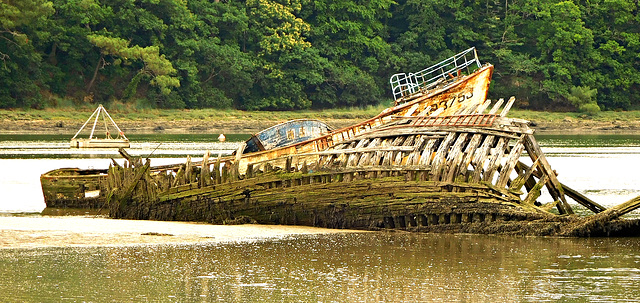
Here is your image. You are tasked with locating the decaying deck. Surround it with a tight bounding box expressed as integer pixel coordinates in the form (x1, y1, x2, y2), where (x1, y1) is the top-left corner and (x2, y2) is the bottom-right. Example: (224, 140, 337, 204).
(41, 48, 494, 210)
(41, 47, 640, 237)
(103, 97, 640, 237)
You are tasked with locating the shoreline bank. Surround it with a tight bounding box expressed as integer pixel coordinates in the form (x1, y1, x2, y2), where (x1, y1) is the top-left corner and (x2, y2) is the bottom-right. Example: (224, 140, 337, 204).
(0, 216, 360, 249)
(1, 118, 639, 135)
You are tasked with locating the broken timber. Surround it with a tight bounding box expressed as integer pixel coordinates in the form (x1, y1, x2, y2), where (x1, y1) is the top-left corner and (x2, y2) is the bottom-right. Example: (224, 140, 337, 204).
(40, 47, 494, 209)
(103, 99, 640, 237)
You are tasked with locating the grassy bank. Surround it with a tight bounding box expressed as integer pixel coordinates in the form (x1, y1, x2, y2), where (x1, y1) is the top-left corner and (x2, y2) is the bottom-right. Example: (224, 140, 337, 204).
(1, 106, 640, 134)
(0, 105, 388, 123)
(3, 105, 640, 123)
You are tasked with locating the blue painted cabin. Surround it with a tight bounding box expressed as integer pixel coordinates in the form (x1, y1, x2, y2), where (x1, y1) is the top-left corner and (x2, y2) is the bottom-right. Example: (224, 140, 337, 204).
(244, 119, 333, 153)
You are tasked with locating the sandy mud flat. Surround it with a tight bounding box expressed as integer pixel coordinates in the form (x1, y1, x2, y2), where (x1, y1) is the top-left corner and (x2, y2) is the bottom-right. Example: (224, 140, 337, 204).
(0, 216, 361, 249)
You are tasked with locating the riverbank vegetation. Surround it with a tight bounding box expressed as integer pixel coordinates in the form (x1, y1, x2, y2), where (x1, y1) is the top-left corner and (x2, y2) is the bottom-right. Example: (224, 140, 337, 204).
(3, 106, 640, 126)
(2, 0, 640, 112)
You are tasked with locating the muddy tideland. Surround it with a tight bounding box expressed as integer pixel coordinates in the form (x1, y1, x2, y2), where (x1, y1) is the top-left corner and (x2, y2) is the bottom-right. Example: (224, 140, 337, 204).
(1, 117, 640, 135)
(0, 216, 361, 249)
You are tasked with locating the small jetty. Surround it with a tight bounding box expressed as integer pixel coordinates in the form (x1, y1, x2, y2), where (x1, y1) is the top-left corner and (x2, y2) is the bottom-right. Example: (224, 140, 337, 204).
(70, 104, 129, 148)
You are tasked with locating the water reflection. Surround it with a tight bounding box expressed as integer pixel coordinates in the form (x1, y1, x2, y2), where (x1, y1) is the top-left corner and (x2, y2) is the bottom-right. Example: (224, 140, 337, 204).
(1, 134, 639, 302)
(1, 233, 639, 301)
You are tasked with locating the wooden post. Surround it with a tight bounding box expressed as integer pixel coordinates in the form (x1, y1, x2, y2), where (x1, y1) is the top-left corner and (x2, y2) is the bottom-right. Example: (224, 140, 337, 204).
(200, 151, 210, 187)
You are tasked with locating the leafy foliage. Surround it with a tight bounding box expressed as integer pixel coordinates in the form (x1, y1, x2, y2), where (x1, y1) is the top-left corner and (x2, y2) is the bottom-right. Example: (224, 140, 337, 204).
(2, 0, 640, 111)
(567, 85, 600, 114)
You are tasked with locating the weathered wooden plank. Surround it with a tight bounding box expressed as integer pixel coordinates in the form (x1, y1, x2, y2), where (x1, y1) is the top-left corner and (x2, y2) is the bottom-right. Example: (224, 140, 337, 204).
(488, 98, 504, 114)
(492, 117, 535, 134)
(499, 96, 516, 117)
(495, 136, 525, 188)
(475, 99, 491, 114)
(458, 103, 480, 115)
(405, 102, 420, 116)
(523, 134, 573, 214)
(434, 127, 522, 139)
(382, 136, 405, 166)
(406, 135, 426, 165)
(357, 138, 380, 166)
(523, 174, 548, 206)
(347, 138, 370, 166)
(321, 143, 346, 166)
(482, 137, 507, 183)
(443, 133, 469, 182)
(456, 133, 483, 181)
(470, 135, 495, 183)
(368, 138, 390, 166)
(110, 159, 151, 213)
(200, 151, 210, 187)
(430, 132, 457, 180)
(510, 159, 539, 192)
(394, 135, 416, 165)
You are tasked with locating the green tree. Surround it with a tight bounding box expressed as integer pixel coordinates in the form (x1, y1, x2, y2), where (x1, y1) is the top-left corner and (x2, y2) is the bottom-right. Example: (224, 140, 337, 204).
(0, 0, 54, 108)
(302, 0, 393, 107)
(87, 34, 179, 95)
(241, 0, 322, 110)
(566, 85, 599, 114)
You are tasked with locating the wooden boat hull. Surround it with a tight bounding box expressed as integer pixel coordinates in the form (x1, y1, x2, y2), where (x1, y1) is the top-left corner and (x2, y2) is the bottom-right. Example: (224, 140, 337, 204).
(114, 170, 555, 231)
(40, 168, 108, 208)
(41, 49, 493, 209)
(235, 64, 494, 174)
(99, 116, 556, 234)
(103, 109, 640, 236)
(106, 160, 640, 237)
(42, 66, 492, 209)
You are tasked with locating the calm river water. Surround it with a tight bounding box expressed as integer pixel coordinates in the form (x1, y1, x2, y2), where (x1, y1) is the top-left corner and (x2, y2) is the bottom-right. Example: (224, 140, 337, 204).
(1, 133, 640, 301)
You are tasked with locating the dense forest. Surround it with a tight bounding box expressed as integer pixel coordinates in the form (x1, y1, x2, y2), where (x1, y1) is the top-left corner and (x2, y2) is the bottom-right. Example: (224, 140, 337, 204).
(1, 0, 639, 112)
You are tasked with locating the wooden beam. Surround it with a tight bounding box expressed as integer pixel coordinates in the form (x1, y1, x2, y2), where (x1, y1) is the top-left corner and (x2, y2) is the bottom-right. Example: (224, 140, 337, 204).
(470, 135, 495, 183)
(510, 159, 538, 192)
(456, 133, 483, 181)
(499, 96, 516, 117)
(443, 133, 469, 182)
(431, 132, 457, 180)
(496, 136, 525, 188)
(523, 134, 573, 214)
(517, 160, 606, 214)
(488, 98, 504, 114)
(483, 137, 507, 183)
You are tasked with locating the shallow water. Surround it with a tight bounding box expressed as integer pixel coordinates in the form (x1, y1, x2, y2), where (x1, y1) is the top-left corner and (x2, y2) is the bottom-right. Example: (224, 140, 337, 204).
(2, 233, 640, 302)
(1, 134, 640, 301)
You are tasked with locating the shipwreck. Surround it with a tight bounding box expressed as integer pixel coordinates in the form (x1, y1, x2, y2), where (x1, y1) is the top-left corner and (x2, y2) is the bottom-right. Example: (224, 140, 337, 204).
(41, 47, 640, 236)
